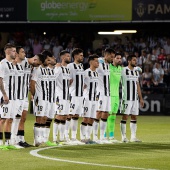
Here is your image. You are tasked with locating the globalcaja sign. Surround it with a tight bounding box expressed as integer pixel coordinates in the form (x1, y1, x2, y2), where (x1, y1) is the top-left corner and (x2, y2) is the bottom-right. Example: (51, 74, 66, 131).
(132, 0, 170, 20)
(27, 0, 132, 22)
(0, 0, 27, 21)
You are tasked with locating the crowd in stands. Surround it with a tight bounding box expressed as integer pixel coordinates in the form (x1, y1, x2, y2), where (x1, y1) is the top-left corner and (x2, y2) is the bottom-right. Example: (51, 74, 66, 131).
(0, 31, 170, 94)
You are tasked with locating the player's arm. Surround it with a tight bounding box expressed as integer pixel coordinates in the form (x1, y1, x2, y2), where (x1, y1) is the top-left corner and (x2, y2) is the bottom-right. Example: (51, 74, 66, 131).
(0, 77, 9, 104)
(67, 64, 73, 86)
(30, 80, 36, 96)
(30, 68, 38, 96)
(137, 82, 144, 108)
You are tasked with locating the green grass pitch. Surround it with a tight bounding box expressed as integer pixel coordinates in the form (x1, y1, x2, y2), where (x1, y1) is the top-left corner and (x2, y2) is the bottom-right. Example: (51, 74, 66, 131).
(0, 114, 170, 170)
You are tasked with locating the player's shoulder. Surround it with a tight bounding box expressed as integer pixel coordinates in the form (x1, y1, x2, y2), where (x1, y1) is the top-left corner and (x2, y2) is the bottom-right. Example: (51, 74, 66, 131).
(0, 59, 6, 65)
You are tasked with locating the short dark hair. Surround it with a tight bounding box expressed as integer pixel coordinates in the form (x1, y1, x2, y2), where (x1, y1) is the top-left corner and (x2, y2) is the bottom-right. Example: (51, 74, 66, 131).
(127, 54, 136, 62)
(115, 52, 122, 58)
(88, 54, 99, 63)
(71, 48, 83, 59)
(36, 53, 46, 64)
(4, 43, 16, 51)
(16, 46, 23, 54)
(41, 50, 53, 57)
(59, 50, 70, 57)
(104, 48, 115, 55)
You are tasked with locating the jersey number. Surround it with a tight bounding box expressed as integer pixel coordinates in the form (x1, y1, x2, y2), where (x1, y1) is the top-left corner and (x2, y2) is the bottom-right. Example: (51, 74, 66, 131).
(3, 107, 8, 113)
(38, 106, 43, 111)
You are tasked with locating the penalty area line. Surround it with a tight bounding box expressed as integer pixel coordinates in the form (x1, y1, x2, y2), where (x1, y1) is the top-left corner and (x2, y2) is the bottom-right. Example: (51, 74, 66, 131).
(30, 146, 158, 170)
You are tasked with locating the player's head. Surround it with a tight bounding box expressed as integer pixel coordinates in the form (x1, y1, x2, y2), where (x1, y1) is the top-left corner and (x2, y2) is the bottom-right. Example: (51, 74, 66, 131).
(35, 53, 47, 66)
(104, 48, 115, 64)
(16, 46, 26, 61)
(41, 50, 53, 66)
(60, 50, 71, 64)
(127, 54, 137, 68)
(71, 48, 84, 63)
(4, 43, 16, 60)
(88, 54, 99, 68)
(113, 52, 122, 66)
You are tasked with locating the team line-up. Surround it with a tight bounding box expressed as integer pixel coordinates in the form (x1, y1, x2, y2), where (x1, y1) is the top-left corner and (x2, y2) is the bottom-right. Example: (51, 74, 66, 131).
(0, 44, 144, 150)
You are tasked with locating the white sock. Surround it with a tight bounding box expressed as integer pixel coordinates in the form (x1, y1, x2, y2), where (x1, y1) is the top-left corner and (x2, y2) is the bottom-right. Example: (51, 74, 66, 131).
(80, 123, 87, 140)
(65, 119, 71, 140)
(130, 120, 137, 139)
(11, 118, 21, 144)
(34, 126, 41, 144)
(44, 127, 50, 142)
(100, 119, 107, 140)
(86, 124, 92, 140)
(59, 123, 65, 141)
(120, 120, 127, 140)
(93, 120, 99, 140)
(71, 119, 78, 139)
(0, 139, 3, 145)
(53, 122, 58, 142)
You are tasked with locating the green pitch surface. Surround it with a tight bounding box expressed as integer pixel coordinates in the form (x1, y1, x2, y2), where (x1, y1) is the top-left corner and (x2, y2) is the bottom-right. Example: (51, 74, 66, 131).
(0, 114, 170, 170)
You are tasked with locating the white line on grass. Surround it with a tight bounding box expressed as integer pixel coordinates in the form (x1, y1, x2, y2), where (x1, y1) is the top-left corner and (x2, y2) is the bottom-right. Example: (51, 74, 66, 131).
(30, 146, 158, 170)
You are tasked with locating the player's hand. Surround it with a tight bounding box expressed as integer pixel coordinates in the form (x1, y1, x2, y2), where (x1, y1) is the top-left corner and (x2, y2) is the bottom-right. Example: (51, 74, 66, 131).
(56, 63, 61, 68)
(140, 99, 144, 108)
(3, 94, 9, 104)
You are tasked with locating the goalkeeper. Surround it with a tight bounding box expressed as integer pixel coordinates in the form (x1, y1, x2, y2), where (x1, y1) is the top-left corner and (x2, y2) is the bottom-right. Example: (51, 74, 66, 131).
(105, 52, 122, 143)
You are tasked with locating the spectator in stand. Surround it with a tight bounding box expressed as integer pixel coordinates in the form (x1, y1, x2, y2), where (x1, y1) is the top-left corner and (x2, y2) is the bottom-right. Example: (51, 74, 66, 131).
(142, 66, 152, 94)
(52, 39, 63, 63)
(163, 37, 170, 55)
(32, 38, 43, 55)
(23, 39, 33, 58)
(43, 38, 52, 52)
(158, 48, 166, 65)
(162, 54, 170, 87)
(138, 50, 148, 72)
(124, 41, 138, 54)
(122, 51, 128, 67)
(152, 61, 165, 93)
(151, 48, 158, 65)
(145, 53, 153, 69)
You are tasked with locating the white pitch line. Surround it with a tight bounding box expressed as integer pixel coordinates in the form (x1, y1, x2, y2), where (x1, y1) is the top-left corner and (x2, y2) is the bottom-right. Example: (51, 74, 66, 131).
(30, 146, 158, 170)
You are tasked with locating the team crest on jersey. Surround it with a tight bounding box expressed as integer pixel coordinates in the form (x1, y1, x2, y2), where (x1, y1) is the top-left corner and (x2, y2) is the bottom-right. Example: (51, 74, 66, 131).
(37, 111, 40, 114)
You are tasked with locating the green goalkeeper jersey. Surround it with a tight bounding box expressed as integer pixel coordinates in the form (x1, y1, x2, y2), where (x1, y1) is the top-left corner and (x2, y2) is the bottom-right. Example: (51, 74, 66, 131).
(109, 64, 122, 97)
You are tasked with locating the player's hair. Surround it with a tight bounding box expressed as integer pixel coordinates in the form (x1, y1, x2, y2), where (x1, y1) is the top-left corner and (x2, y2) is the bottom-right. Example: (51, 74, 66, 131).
(104, 48, 115, 55)
(127, 54, 136, 61)
(71, 48, 83, 59)
(88, 54, 99, 62)
(36, 53, 46, 64)
(59, 50, 70, 57)
(4, 43, 16, 51)
(115, 52, 122, 58)
(41, 50, 53, 57)
(16, 46, 23, 54)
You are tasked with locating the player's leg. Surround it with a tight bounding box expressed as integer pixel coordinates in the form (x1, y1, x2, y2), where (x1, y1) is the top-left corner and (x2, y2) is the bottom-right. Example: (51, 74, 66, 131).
(107, 96, 119, 142)
(120, 100, 131, 143)
(80, 99, 91, 142)
(17, 98, 32, 147)
(130, 100, 141, 142)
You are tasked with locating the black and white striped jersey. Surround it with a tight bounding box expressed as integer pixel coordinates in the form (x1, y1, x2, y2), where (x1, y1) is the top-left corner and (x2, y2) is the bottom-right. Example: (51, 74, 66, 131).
(47, 67, 56, 103)
(31, 65, 49, 101)
(55, 66, 71, 100)
(96, 62, 110, 96)
(121, 66, 139, 101)
(21, 58, 32, 98)
(14, 63, 25, 100)
(0, 58, 15, 100)
(83, 68, 98, 101)
(67, 62, 84, 97)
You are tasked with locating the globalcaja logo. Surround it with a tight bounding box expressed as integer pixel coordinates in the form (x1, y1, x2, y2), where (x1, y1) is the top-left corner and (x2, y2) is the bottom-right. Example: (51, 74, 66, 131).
(135, 2, 146, 18)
